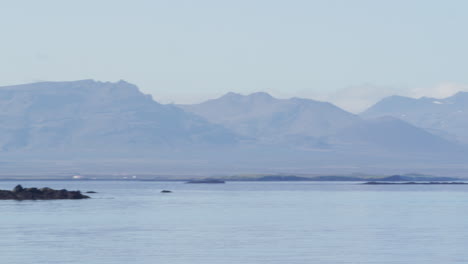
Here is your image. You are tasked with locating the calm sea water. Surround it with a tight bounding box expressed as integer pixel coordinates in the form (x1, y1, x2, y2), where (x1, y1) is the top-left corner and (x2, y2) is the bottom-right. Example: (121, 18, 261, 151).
(1, 180, 468, 264)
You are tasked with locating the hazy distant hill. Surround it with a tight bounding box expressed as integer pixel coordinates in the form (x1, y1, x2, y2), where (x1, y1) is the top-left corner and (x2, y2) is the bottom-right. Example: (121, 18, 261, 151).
(0, 80, 237, 152)
(179, 92, 359, 146)
(362, 92, 468, 144)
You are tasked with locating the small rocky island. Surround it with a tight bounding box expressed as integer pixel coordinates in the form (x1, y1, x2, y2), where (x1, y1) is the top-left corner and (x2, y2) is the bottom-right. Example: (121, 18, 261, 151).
(0, 185, 90, 200)
(364, 181, 468, 185)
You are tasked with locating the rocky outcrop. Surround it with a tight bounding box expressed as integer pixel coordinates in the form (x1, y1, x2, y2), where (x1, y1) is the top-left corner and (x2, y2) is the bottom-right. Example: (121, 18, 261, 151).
(0, 185, 90, 200)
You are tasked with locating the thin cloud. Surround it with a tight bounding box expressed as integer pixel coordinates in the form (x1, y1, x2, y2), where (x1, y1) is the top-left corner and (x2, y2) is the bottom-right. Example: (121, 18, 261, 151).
(408, 82, 468, 99)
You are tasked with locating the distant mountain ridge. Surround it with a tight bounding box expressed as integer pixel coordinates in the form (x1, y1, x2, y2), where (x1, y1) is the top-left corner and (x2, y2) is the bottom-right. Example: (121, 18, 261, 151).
(0, 80, 464, 175)
(180, 91, 458, 153)
(362, 92, 468, 144)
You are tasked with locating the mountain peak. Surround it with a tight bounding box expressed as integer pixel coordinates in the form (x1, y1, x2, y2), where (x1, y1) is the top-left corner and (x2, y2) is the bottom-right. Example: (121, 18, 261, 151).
(361, 95, 419, 116)
(247, 92, 274, 100)
(0, 79, 140, 92)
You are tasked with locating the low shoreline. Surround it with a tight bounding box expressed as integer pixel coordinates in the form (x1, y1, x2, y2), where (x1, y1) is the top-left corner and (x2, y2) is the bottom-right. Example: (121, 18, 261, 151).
(363, 181, 468, 185)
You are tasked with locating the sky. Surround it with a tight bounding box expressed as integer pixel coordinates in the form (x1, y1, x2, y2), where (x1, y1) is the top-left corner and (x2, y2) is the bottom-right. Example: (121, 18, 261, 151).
(1, 0, 468, 112)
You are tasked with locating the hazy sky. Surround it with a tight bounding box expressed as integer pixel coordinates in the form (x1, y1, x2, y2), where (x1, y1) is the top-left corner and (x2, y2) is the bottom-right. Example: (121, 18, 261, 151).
(1, 0, 468, 112)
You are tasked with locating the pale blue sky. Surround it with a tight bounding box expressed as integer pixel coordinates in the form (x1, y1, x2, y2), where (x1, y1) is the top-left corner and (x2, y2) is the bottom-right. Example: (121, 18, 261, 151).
(1, 0, 467, 111)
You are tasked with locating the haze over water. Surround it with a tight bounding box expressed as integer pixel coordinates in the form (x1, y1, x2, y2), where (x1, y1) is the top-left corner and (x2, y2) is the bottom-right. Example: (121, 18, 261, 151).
(1, 181, 468, 264)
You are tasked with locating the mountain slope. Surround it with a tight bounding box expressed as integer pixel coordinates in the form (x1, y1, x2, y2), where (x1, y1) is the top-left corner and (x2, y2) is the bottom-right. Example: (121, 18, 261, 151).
(0, 80, 237, 152)
(180, 92, 360, 145)
(362, 92, 468, 144)
(332, 116, 459, 153)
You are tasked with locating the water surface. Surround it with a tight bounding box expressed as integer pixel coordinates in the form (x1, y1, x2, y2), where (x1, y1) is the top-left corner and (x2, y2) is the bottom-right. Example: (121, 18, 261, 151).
(1, 181, 468, 264)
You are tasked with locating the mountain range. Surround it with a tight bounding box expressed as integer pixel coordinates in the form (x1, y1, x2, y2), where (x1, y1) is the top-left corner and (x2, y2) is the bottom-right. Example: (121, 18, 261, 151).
(0, 80, 465, 175)
(180, 92, 459, 153)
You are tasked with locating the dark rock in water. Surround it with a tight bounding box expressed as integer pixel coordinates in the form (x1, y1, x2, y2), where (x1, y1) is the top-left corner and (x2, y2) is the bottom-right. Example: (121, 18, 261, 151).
(0, 185, 90, 200)
(13, 185, 24, 193)
(85, 191, 97, 193)
(161, 190, 172, 193)
(186, 179, 225, 184)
